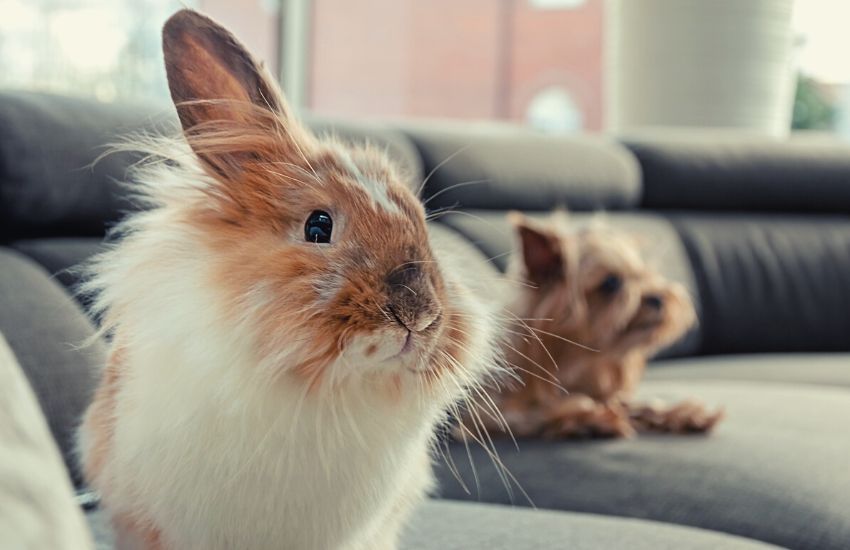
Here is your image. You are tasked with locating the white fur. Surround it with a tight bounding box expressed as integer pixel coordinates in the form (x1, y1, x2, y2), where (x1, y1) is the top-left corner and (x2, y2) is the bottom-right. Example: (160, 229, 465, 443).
(337, 148, 401, 216)
(79, 144, 499, 550)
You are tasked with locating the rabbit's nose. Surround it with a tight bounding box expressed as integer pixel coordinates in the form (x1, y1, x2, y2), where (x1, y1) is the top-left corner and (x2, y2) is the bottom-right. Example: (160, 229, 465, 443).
(388, 304, 441, 332)
(410, 307, 441, 332)
(385, 265, 442, 332)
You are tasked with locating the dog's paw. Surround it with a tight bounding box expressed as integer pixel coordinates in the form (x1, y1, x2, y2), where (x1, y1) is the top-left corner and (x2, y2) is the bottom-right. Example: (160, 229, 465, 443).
(541, 395, 636, 439)
(630, 398, 724, 434)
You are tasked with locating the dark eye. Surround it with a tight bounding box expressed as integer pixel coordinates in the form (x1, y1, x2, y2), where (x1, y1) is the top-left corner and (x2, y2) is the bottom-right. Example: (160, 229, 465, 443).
(305, 210, 333, 244)
(598, 274, 622, 295)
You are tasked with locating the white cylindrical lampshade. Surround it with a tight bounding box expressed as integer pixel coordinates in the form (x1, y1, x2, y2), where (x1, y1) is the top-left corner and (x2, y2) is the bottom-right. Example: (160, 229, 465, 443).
(607, 0, 796, 137)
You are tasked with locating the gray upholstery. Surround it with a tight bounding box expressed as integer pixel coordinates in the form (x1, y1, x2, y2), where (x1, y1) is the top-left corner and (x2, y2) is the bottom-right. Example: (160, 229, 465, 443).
(0, 91, 175, 240)
(0, 92, 424, 241)
(85, 500, 781, 550)
(0, 248, 105, 488)
(436, 210, 703, 358)
(5, 91, 850, 549)
(649, 352, 850, 387)
(437, 374, 850, 550)
(399, 122, 642, 211)
(624, 130, 850, 212)
(671, 213, 850, 354)
(12, 238, 106, 290)
(0, 333, 94, 549)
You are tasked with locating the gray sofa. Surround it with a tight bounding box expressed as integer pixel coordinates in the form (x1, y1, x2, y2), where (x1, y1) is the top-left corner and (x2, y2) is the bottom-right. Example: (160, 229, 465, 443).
(2, 91, 849, 549)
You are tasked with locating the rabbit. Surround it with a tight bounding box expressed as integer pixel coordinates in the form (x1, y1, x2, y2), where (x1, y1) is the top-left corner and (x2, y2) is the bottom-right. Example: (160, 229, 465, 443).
(78, 9, 500, 550)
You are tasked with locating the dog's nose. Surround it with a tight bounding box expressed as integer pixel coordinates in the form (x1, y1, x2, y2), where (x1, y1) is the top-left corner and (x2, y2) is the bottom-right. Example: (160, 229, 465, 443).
(644, 295, 664, 311)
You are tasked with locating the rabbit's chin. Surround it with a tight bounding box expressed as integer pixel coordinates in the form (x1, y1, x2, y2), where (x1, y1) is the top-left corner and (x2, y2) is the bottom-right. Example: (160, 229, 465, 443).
(316, 325, 444, 383)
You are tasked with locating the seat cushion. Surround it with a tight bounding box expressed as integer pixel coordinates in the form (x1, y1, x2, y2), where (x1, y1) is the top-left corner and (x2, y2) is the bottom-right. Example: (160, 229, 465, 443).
(436, 374, 850, 550)
(0, 248, 105, 488)
(86, 500, 780, 549)
(0, 332, 93, 550)
(649, 353, 850, 388)
(12, 238, 106, 291)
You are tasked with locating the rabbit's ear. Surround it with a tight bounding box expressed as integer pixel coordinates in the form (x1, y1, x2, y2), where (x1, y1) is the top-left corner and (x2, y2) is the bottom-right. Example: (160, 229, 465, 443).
(162, 9, 285, 133)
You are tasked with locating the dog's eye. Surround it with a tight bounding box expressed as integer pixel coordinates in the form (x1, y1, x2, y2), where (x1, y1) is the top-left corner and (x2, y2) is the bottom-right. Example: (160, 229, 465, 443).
(305, 210, 333, 244)
(598, 274, 622, 295)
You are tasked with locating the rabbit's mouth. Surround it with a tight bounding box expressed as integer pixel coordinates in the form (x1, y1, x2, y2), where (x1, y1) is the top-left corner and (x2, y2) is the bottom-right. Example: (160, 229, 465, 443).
(400, 330, 414, 355)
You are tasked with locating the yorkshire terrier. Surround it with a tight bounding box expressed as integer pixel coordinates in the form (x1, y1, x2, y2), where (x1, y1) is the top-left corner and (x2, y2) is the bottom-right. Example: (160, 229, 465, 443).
(488, 212, 723, 439)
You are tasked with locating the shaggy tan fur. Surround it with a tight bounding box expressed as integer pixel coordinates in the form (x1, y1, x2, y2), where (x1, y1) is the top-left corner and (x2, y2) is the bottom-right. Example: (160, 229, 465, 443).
(489, 212, 723, 439)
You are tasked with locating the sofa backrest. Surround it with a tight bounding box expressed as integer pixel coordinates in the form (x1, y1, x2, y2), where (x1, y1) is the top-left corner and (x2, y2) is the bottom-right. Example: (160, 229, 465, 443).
(398, 121, 642, 212)
(622, 129, 850, 213)
(4, 91, 849, 357)
(0, 91, 423, 242)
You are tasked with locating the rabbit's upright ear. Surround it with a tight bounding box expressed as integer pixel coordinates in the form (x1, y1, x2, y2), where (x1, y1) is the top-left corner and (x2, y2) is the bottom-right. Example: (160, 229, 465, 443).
(162, 9, 285, 134)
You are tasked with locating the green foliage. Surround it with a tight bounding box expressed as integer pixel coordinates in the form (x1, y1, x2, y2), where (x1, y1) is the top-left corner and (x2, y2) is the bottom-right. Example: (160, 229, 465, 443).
(792, 75, 837, 130)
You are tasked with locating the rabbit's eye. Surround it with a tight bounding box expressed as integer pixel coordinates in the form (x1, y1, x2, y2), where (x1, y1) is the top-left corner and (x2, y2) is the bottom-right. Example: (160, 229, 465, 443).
(598, 274, 622, 295)
(305, 210, 333, 244)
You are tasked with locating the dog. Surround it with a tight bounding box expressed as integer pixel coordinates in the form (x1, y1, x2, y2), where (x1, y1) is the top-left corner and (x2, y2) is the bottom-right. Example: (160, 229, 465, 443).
(488, 211, 723, 439)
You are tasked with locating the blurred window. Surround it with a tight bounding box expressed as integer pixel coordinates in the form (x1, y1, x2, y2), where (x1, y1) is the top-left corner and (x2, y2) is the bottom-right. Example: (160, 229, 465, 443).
(529, 0, 587, 9)
(526, 86, 583, 133)
(307, 0, 605, 132)
(5, 0, 848, 139)
(791, 0, 850, 138)
(0, 0, 279, 103)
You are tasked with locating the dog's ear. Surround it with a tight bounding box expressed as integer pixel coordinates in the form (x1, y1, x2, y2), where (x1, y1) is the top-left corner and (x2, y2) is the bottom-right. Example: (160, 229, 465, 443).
(508, 211, 566, 286)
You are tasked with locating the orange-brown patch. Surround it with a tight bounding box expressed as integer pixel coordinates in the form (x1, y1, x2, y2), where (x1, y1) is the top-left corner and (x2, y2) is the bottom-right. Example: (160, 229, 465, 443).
(82, 344, 125, 484)
(384, 373, 403, 403)
(113, 513, 165, 550)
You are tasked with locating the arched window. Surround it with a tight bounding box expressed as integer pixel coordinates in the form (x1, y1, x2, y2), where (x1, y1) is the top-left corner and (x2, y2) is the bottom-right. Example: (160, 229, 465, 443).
(529, 0, 587, 9)
(525, 87, 584, 133)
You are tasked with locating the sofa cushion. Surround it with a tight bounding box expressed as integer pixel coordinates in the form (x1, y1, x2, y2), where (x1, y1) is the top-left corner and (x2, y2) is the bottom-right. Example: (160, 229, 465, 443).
(0, 333, 94, 550)
(0, 92, 425, 241)
(436, 210, 702, 358)
(649, 353, 850, 388)
(437, 372, 850, 550)
(623, 130, 850, 212)
(0, 248, 105, 488)
(670, 213, 850, 354)
(0, 91, 175, 241)
(399, 122, 641, 211)
(12, 238, 106, 291)
(86, 499, 780, 549)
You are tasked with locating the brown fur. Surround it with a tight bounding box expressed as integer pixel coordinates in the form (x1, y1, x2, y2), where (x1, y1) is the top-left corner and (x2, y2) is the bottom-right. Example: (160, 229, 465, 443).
(491, 212, 723, 439)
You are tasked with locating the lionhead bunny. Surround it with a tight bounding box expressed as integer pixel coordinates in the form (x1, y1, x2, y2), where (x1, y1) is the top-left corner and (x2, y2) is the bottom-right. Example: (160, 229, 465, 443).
(491, 212, 723, 439)
(78, 10, 499, 549)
